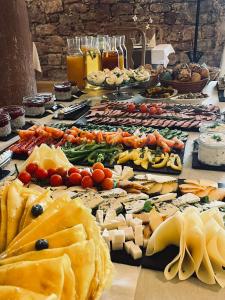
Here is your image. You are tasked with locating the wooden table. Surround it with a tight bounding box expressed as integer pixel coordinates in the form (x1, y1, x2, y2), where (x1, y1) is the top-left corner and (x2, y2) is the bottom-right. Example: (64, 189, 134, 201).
(1, 81, 225, 299)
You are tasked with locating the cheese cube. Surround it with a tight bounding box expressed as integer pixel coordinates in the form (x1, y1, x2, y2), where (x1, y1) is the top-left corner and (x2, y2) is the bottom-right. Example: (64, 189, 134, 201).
(124, 226, 134, 240)
(124, 241, 135, 255)
(130, 244, 142, 260)
(130, 218, 142, 229)
(96, 210, 104, 224)
(108, 229, 117, 241)
(112, 242, 124, 251)
(134, 225, 143, 246)
(112, 230, 125, 244)
(125, 214, 133, 226)
(102, 229, 110, 249)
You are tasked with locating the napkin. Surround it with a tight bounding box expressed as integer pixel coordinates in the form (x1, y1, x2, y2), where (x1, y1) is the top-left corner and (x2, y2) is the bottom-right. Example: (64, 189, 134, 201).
(33, 42, 42, 73)
(151, 44, 175, 67)
(100, 263, 141, 300)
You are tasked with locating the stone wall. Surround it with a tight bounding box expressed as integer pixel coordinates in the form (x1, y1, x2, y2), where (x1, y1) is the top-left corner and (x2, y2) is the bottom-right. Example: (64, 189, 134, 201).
(26, 0, 225, 80)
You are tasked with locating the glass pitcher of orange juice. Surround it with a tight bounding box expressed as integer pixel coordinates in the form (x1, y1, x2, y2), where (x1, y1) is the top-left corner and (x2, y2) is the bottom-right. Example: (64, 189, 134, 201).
(115, 36, 124, 69)
(85, 36, 101, 75)
(66, 37, 85, 89)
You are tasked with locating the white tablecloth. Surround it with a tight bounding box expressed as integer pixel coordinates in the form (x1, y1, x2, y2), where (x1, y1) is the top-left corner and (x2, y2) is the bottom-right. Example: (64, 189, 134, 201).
(1, 82, 225, 299)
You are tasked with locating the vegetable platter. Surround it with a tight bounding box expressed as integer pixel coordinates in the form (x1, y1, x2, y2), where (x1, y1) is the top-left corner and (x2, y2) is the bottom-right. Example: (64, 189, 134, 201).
(9, 125, 186, 175)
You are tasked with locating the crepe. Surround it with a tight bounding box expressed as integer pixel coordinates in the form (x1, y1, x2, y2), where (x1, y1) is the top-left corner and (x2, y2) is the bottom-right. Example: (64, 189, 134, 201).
(6, 224, 87, 257)
(0, 241, 95, 300)
(0, 255, 71, 297)
(0, 286, 57, 300)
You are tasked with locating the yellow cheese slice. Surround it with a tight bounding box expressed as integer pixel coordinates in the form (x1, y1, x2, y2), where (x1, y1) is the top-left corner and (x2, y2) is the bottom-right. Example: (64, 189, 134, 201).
(161, 182, 178, 194)
(195, 187, 215, 198)
(199, 179, 218, 188)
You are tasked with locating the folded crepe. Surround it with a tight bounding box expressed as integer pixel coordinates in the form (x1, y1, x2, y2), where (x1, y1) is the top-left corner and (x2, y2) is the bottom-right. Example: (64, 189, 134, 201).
(0, 286, 57, 300)
(0, 255, 75, 298)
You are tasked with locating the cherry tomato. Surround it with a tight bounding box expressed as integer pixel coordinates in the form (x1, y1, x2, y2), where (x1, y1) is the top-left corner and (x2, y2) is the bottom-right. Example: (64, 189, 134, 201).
(35, 168, 48, 180)
(140, 104, 148, 113)
(80, 170, 92, 177)
(92, 162, 104, 171)
(81, 176, 94, 189)
(149, 106, 157, 115)
(25, 163, 38, 175)
(127, 103, 136, 113)
(101, 178, 114, 190)
(18, 171, 31, 184)
(56, 167, 67, 177)
(68, 167, 81, 175)
(103, 168, 113, 178)
(50, 174, 63, 187)
(47, 168, 57, 177)
(69, 172, 82, 186)
(92, 169, 105, 183)
(156, 107, 164, 115)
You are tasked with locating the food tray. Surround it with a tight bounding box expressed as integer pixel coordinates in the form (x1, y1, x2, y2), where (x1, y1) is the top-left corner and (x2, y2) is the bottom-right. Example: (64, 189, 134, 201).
(75, 113, 201, 133)
(192, 140, 225, 172)
(25, 104, 62, 119)
(0, 121, 34, 142)
(110, 245, 179, 269)
(160, 78, 209, 93)
(142, 89, 178, 102)
(0, 169, 10, 181)
(52, 104, 90, 121)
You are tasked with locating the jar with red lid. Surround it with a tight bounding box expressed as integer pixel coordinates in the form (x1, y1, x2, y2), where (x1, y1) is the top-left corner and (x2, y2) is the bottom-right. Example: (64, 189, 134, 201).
(0, 111, 11, 137)
(3, 105, 25, 129)
(23, 96, 45, 116)
(36, 93, 55, 109)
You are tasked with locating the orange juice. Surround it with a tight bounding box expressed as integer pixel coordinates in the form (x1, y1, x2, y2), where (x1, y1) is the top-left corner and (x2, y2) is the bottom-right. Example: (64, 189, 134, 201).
(119, 54, 124, 69)
(67, 55, 85, 89)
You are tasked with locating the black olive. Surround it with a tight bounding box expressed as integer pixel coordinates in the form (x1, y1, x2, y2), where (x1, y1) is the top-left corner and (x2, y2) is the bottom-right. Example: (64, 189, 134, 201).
(35, 239, 49, 251)
(31, 204, 43, 217)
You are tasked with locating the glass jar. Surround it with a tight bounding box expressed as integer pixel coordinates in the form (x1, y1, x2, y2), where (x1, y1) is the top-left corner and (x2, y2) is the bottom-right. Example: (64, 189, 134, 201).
(2, 105, 25, 129)
(102, 36, 119, 70)
(36, 93, 55, 109)
(67, 37, 85, 89)
(23, 96, 45, 117)
(115, 36, 124, 69)
(198, 132, 225, 166)
(0, 111, 11, 137)
(54, 82, 72, 101)
(121, 35, 128, 68)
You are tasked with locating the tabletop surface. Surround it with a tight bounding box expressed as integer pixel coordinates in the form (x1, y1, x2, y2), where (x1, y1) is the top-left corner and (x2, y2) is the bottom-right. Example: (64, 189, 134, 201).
(1, 81, 225, 299)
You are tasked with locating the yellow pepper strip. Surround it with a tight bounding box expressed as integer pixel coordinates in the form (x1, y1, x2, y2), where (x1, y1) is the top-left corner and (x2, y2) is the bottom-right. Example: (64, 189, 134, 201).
(152, 153, 169, 168)
(167, 153, 182, 171)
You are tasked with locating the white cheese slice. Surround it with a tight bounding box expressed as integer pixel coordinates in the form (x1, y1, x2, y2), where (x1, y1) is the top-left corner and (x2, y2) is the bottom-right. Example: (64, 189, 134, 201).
(155, 202, 178, 217)
(199, 179, 218, 188)
(127, 193, 149, 201)
(172, 193, 200, 207)
(100, 188, 127, 198)
(124, 241, 135, 255)
(116, 214, 126, 226)
(150, 193, 177, 203)
(134, 225, 143, 246)
(121, 166, 134, 180)
(96, 210, 104, 224)
(104, 209, 116, 224)
(125, 200, 145, 214)
(130, 244, 142, 260)
(202, 201, 225, 209)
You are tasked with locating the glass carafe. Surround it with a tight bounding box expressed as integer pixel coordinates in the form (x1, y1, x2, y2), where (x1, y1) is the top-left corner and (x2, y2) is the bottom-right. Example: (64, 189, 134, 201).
(66, 37, 85, 89)
(121, 35, 128, 68)
(102, 36, 119, 70)
(116, 36, 124, 69)
(85, 36, 101, 76)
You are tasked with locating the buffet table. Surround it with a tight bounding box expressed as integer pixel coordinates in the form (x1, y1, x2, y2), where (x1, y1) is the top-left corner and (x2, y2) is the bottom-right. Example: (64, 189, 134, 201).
(1, 81, 225, 300)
